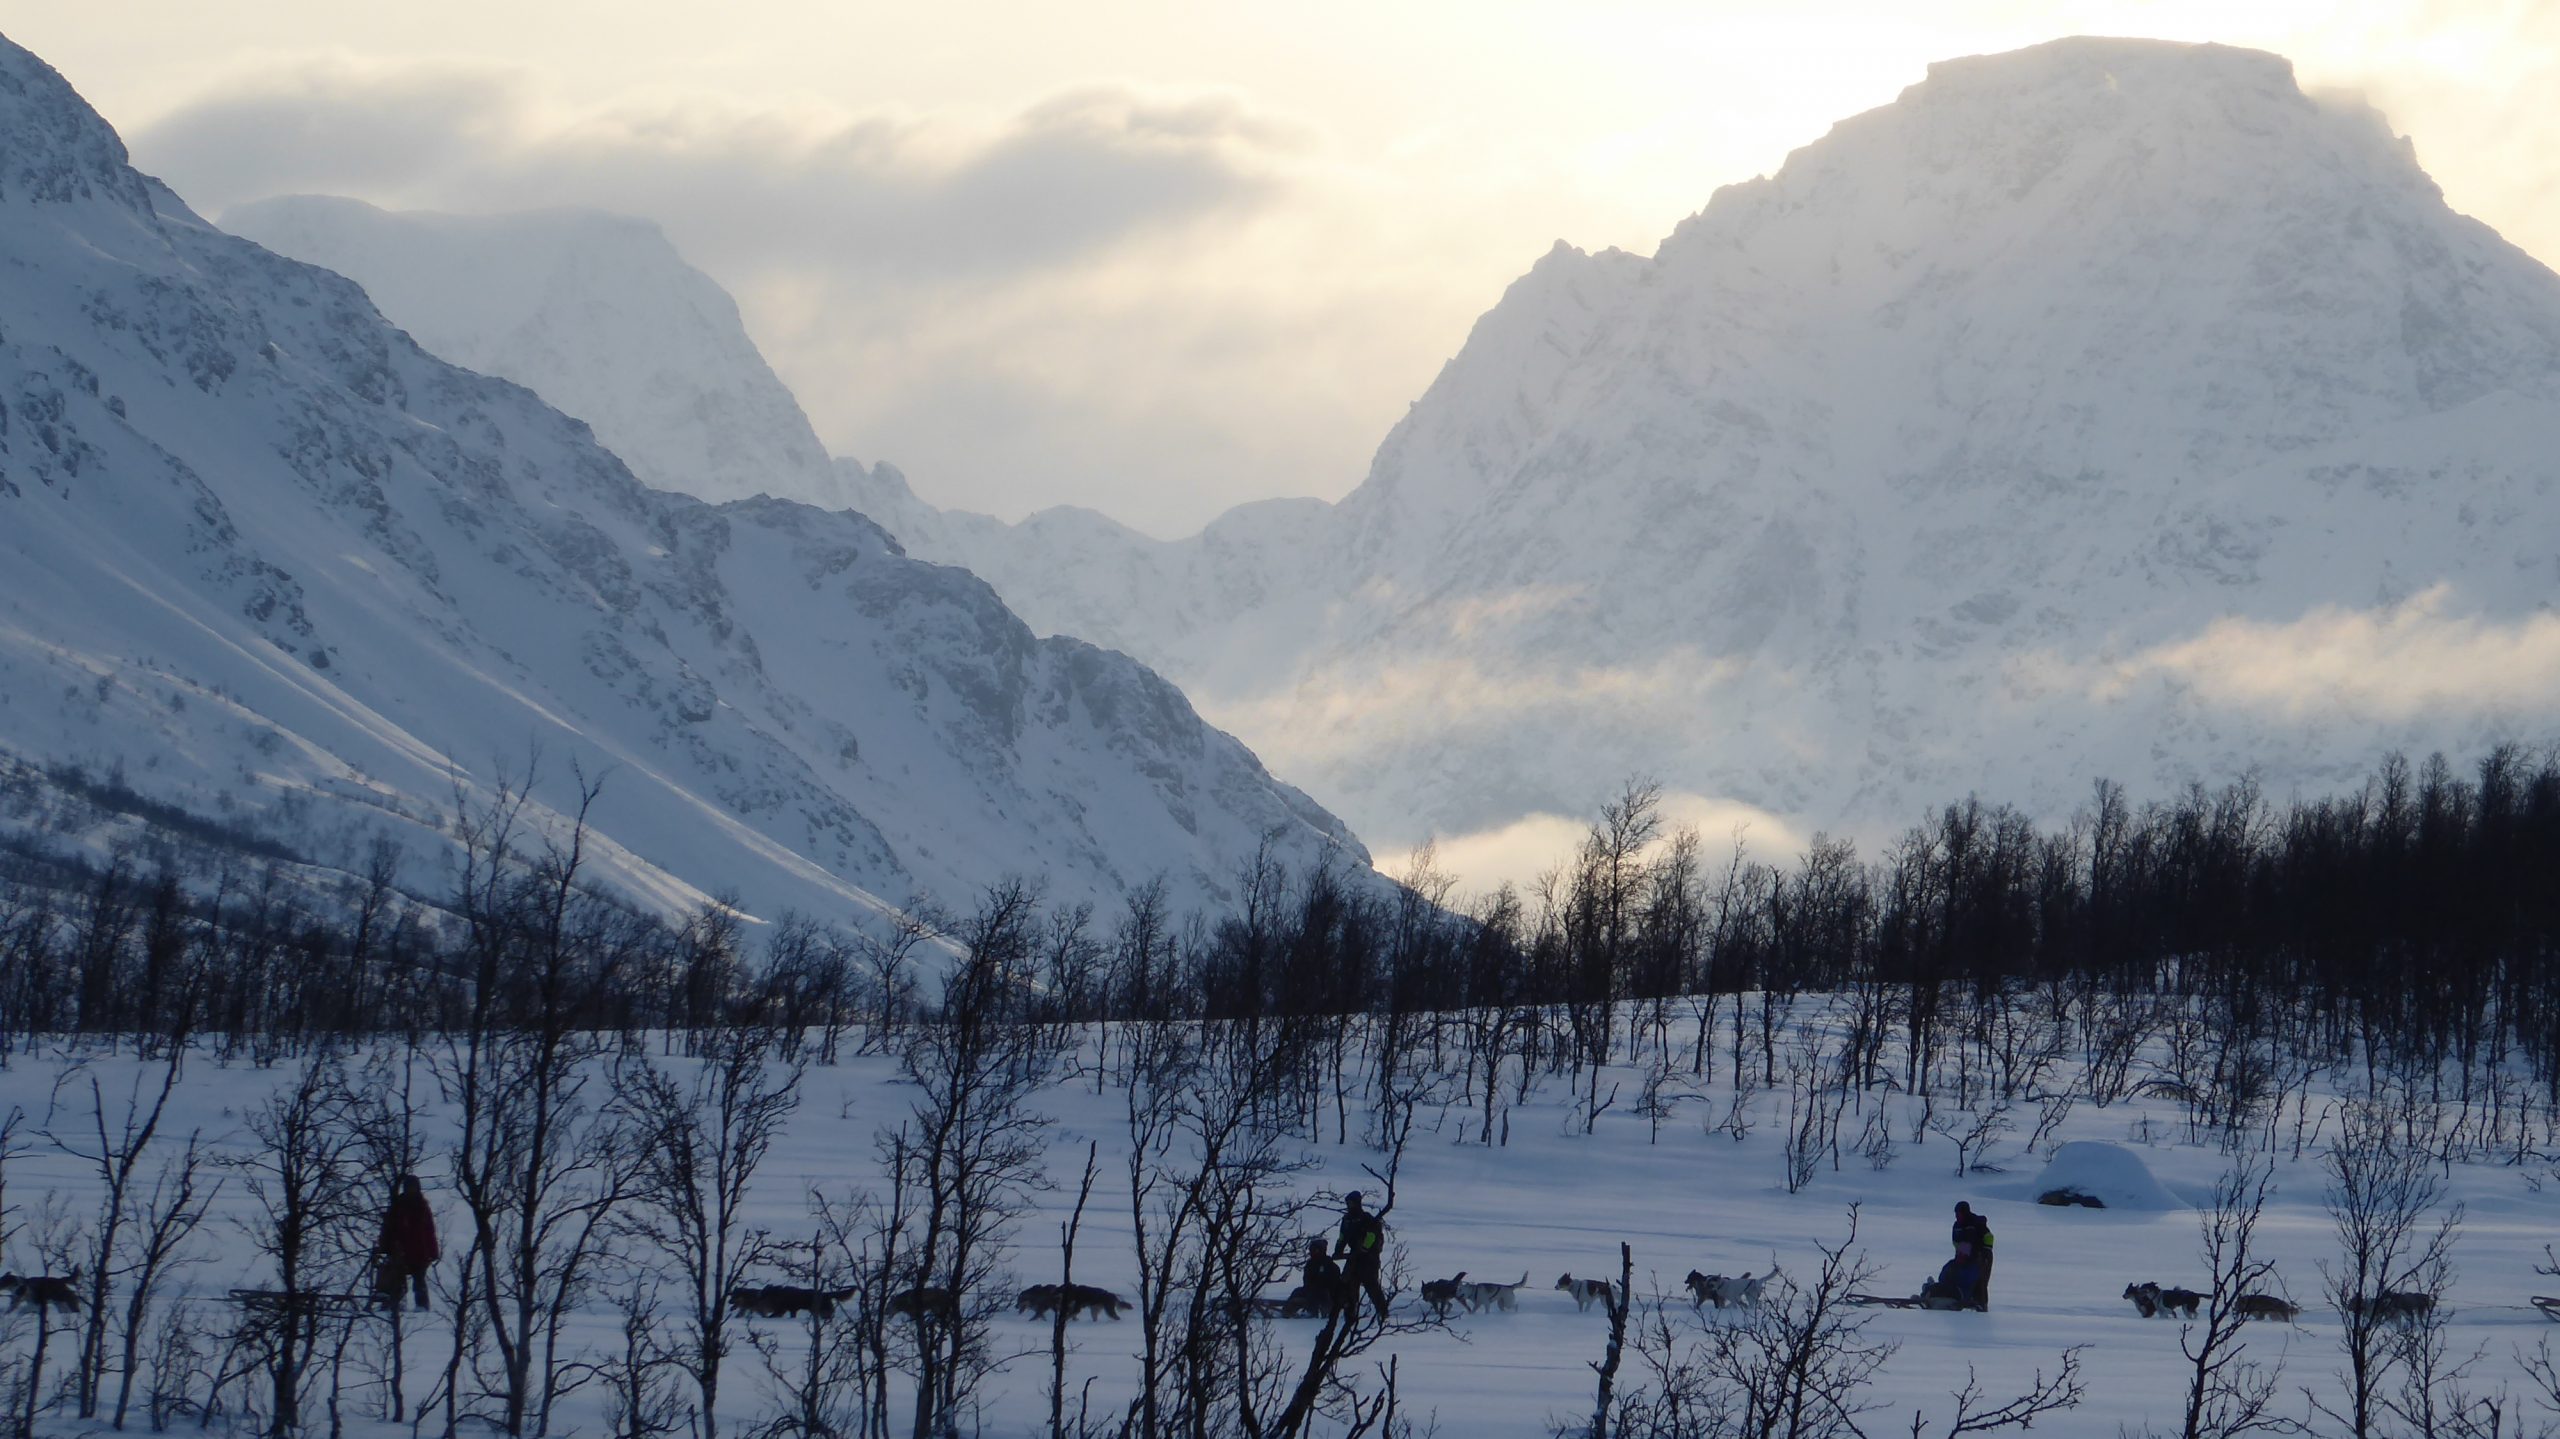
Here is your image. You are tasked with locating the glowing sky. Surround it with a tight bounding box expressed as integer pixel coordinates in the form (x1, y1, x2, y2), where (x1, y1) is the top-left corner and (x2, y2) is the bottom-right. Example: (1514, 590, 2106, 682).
(15, 1, 2557, 536)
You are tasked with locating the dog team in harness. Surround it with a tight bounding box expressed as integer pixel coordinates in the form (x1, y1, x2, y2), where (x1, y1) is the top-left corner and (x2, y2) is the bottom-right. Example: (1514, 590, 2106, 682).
(1280, 1190, 2008, 1321)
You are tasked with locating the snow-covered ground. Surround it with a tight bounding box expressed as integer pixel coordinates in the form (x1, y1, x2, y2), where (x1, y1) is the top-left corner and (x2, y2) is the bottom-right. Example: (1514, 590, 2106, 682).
(7, 1009, 2556, 1438)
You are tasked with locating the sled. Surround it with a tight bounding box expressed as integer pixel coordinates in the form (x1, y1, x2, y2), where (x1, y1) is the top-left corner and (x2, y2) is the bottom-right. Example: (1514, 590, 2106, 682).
(1844, 1291, 1970, 1311)
(226, 1289, 384, 1317)
(2532, 1295, 2560, 1322)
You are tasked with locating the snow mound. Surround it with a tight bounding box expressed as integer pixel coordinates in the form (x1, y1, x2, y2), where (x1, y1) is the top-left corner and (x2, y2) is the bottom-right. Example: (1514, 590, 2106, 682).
(2026, 1142, 2184, 1211)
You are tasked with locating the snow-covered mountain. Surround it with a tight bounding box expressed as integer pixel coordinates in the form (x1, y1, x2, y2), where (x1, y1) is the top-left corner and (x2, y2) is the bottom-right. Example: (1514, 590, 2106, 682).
(224, 196, 851, 510)
(0, 32, 1370, 924)
(1242, 36, 2560, 840)
(890, 37, 2560, 845)
(229, 37, 2560, 860)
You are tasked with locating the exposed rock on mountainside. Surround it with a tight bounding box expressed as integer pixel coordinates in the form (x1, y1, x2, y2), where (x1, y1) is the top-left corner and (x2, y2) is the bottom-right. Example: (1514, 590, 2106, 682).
(0, 32, 1370, 922)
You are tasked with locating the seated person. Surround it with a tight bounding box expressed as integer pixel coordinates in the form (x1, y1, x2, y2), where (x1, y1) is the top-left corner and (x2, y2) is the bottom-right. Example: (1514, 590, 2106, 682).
(1932, 1252, 1981, 1308)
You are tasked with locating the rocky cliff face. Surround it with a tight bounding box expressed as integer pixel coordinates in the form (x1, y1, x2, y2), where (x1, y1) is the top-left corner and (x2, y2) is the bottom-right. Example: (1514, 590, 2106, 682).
(0, 32, 1371, 924)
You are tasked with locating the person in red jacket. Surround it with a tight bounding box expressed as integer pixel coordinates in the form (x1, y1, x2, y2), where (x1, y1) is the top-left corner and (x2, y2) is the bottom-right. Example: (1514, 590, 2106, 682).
(377, 1175, 440, 1311)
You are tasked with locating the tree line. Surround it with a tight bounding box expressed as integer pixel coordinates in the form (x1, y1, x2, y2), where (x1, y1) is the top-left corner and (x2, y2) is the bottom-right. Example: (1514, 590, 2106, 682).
(6, 743, 2560, 1438)
(6, 745, 2560, 1117)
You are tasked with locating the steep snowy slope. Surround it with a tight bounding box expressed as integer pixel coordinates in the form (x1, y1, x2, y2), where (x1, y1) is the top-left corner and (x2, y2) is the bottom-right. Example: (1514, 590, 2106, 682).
(0, 33, 1369, 922)
(234, 38, 2560, 860)
(224, 195, 849, 510)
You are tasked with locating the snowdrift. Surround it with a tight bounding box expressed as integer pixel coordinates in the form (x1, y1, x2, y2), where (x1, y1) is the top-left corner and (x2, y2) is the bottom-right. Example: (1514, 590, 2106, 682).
(2025, 1141, 2185, 1211)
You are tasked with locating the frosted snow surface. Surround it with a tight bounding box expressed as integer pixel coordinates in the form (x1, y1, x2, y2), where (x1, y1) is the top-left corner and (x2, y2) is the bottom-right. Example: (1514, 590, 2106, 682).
(0, 35, 1372, 923)
(7, 1023, 2559, 1438)
(2019, 1140, 2186, 1211)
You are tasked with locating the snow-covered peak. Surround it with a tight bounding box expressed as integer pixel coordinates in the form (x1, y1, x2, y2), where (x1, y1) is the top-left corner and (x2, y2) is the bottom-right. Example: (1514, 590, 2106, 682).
(0, 35, 151, 213)
(225, 194, 848, 509)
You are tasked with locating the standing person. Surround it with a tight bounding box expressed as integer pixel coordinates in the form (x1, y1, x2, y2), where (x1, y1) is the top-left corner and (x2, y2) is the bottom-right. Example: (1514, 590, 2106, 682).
(1951, 1201, 1994, 1311)
(1334, 1190, 1390, 1320)
(377, 1174, 440, 1311)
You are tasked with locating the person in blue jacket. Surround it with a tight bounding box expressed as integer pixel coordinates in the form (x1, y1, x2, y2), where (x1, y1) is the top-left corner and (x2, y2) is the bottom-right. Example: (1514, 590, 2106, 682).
(1950, 1201, 1994, 1311)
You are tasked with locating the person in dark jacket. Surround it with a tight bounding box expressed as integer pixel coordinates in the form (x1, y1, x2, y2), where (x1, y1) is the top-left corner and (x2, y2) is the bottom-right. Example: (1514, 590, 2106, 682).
(377, 1174, 440, 1311)
(1301, 1237, 1347, 1315)
(1334, 1191, 1389, 1319)
(1950, 1202, 1993, 1311)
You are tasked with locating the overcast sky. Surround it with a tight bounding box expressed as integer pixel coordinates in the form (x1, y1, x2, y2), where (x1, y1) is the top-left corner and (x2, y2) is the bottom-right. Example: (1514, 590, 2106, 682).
(17, 1, 2557, 537)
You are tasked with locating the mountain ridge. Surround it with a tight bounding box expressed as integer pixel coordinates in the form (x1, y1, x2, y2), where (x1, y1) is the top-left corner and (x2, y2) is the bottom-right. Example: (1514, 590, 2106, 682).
(213, 35, 2560, 863)
(0, 30, 1374, 925)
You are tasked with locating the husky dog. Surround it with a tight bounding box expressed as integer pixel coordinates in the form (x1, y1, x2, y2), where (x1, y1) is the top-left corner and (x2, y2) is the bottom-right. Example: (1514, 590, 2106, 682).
(2124, 1281, 2204, 1319)
(1460, 1273, 1530, 1313)
(730, 1284, 855, 1320)
(1057, 1283, 1128, 1320)
(1694, 1267, 1777, 1310)
(1017, 1284, 1065, 1319)
(2347, 1290, 2435, 1322)
(0, 1270, 81, 1313)
(1419, 1272, 1467, 1318)
(2234, 1294, 2299, 1322)
(885, 1285, 960, 1322)
(1555, 1275, 1618, 1313)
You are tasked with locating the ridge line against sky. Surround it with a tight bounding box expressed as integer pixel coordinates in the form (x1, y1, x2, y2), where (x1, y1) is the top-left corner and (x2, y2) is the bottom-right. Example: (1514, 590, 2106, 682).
(13, 1, 2557, 538)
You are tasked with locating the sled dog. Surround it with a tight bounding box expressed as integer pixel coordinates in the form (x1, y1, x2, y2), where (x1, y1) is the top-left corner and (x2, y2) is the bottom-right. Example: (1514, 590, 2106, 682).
(2347, 1290, 2435, 1321)
(885, 1285, 959, 1322)
(2122, 1282, 2201, 1319)
(0, 1270, 81, 1313)
(1058, 1283, 1128, 1320)
(1419, 1272, 1467, 1318)
(1555, 1274, 1618, 1313)
(730, 1284, 855, 1320)
(1699, 1267, 1777, 1309)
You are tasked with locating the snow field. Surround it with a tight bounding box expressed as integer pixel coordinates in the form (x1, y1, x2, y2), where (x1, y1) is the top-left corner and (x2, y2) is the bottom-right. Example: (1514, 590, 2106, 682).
(4, 1015, 2558, 1437)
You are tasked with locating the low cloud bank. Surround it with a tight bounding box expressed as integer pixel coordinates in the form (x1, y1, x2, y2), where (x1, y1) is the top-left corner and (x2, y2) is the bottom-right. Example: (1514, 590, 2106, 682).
(2090, 585, 2560, 720)
(1377, 792, 1806, 903)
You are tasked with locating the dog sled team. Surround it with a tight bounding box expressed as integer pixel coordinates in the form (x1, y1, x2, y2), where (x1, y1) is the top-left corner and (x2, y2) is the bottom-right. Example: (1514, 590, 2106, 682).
(0, 1183, 2457, 1340)
(687, 1183, 2464, 1332)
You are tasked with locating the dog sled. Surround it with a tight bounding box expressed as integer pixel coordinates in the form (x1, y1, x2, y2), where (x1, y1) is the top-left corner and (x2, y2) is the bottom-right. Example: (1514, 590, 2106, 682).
(226, 1289, 386, 1318)
(1844, 1289, 1971, 1311)
(2532, 1296, 2560, 1322)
